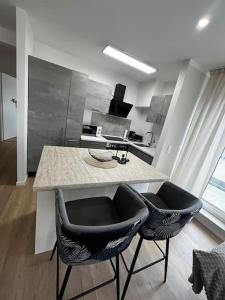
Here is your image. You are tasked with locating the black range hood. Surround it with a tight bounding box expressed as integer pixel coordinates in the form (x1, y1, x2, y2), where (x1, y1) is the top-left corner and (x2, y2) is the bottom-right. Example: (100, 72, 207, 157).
(109, 84, 133, 118)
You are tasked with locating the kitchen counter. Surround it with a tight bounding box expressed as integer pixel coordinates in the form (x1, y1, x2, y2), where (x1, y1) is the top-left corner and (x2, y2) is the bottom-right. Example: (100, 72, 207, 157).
(34, 146, 164, 192)
(33, 146, 167, 254)
(80, 134, 156, 157)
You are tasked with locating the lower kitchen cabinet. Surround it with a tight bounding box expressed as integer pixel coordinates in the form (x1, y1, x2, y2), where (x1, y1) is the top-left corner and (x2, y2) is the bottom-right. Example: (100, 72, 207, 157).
(128, 146, 153, 165)
(80, 140, 107, 149)
(65, 140, 81, 147)
(78, 141, 153, 165)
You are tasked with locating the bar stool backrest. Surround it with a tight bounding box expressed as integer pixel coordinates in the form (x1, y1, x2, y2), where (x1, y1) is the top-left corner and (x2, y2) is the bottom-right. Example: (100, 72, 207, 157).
(140, 182, 202, 240)
(55, 184, 149, 265)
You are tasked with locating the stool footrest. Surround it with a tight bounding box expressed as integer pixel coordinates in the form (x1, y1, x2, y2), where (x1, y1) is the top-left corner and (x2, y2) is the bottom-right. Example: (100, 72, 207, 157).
(69, 276, 116, 300)
(120, 240, 166, 275)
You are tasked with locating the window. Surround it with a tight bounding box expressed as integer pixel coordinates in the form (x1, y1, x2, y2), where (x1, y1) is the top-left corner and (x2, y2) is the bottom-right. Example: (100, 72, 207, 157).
(202, 149, 225, 223)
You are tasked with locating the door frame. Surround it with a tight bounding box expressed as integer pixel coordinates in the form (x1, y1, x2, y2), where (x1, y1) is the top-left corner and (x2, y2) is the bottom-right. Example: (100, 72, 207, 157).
(0, 73, 3, 142)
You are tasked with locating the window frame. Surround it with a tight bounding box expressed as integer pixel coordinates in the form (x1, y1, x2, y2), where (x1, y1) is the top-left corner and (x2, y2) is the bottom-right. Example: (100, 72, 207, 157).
(202, 195, 225, 223)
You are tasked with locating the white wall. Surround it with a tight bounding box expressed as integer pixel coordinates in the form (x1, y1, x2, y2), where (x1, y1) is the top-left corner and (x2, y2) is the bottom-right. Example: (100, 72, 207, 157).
(128, 80, 176, 139)
(162, 81, 176, 95)
(129, 107, 153, 136)
(153, 60, 208, 176)
(136, 79, 156, 107)
(16, 7, 34, 184)
(33, 42, 139, 105)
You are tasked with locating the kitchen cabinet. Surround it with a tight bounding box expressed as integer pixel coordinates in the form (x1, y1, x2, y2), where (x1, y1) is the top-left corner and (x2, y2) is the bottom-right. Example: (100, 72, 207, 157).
(160, 94, 172, 125)
(65, 71, 88, 143)
(128, 146, 153, 165)
(146, 94, 172, 126)
(28, 56, 88, 172)
(80, 140, 107, 149)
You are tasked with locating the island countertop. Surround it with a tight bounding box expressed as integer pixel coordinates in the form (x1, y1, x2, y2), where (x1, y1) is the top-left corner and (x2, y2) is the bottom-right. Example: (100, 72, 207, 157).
(33, 146, 167, 192)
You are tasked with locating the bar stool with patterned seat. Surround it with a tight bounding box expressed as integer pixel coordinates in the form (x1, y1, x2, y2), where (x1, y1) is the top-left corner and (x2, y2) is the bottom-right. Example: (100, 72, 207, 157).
(121, 181, 203, 300)
(50, 184, 149, 300)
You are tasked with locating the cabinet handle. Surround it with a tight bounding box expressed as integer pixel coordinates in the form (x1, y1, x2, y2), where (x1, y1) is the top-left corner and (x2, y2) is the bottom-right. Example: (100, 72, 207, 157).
(11, 98, 17, 105)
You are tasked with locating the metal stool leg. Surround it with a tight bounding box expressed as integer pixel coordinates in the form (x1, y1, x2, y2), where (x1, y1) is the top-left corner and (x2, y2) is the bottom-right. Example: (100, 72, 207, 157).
(116, 255, 120, 300)
(50, 241, 57, 261)
(58, 266, 72, 300)
(164, 239, 170, 283)
(121, 237, 143, 300)
(56, 247, 59, 300)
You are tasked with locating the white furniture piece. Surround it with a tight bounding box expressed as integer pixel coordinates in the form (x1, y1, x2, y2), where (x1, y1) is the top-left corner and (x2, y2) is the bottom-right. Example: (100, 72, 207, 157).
(33, 146, 167, 254)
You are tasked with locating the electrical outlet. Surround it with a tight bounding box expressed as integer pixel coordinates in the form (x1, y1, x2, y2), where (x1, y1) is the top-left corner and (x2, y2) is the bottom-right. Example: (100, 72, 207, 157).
(167, 145, 172, 154)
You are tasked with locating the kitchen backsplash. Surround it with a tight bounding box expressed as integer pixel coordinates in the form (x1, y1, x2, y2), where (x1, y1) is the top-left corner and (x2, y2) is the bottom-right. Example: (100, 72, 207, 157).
(91, 112, 131, 137)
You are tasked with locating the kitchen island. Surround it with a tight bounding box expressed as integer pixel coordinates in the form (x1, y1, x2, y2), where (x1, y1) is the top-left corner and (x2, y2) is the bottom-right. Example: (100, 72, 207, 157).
(33, 146, 167, 254)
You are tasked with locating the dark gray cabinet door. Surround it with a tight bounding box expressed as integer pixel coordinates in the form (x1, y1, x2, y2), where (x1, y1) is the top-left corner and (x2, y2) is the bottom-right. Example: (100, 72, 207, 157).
(129, 146, 153, 165)
(146, 94, 172, 126)
(65, 71, 88, 144)
(159, 94, 172, 126)
(27, 56, 88, 172)
(28, 56, 72, 172)
(79, 140, 107, 149)
(146, 96, 164, 123)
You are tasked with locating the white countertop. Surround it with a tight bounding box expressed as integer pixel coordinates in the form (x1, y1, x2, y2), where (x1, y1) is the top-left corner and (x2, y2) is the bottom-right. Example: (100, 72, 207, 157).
(33, 146, 166, 191)
(81, 134, 156, 157)
(81, 135, 106, 142)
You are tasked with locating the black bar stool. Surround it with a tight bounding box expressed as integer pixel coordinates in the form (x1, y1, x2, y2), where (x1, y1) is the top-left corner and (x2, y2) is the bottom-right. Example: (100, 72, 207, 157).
(121, 181, 203, 300)
(50, 184, 148, 300)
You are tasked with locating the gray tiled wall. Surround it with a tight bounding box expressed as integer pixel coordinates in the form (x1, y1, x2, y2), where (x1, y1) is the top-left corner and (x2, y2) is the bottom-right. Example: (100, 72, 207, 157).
(91, 112, 131, 137)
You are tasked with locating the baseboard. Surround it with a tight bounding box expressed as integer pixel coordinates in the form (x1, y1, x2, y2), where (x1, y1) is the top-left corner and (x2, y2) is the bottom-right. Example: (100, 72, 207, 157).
(196, 209, 225, 241)
(16, 175, 28, 186)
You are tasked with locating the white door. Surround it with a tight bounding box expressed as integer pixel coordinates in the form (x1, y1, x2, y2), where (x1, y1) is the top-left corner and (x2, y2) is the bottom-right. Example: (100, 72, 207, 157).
(2, 73, 17, 140)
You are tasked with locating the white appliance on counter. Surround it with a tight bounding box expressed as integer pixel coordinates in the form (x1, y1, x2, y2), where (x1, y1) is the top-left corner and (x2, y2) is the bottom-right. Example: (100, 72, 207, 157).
(123, 129, 128, 140)
(96, 126, 102, 137)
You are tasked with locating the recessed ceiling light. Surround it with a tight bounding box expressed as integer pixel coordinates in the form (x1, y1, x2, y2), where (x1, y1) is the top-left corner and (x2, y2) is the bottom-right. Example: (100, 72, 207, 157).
(196, 17, 210, 30)
(103, 45, 156, 74)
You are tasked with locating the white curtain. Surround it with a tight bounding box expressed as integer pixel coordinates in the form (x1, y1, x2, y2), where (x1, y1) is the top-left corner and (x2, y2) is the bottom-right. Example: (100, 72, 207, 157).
(172, 68, 225, 197)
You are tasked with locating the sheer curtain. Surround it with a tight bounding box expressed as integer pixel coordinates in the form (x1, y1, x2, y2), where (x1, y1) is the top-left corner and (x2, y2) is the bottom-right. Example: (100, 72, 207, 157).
(172, 68, 225, 197)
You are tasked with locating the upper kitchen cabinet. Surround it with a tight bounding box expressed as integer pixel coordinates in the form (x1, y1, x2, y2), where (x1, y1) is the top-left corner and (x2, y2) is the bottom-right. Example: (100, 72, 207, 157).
(146, 94, 172, 126)
(135, 79, 164, 107)
(65, 71, 88, 145)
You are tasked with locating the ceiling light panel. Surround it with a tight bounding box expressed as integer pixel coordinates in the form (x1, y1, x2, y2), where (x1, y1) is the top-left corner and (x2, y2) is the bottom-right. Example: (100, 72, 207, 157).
(103, 46, 156, 74)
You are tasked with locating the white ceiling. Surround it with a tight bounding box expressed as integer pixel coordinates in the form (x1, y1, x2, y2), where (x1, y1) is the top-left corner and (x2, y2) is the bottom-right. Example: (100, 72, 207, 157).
(0, 0, 225, 82)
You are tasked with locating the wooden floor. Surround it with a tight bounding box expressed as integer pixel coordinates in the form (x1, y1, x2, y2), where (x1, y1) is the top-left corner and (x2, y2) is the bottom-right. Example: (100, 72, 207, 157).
(0, 139, 17, 185)
(0, 140, 221, 300)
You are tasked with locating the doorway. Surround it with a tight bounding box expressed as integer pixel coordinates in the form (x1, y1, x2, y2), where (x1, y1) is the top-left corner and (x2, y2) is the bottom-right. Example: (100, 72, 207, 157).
(0, 41, 17, 186)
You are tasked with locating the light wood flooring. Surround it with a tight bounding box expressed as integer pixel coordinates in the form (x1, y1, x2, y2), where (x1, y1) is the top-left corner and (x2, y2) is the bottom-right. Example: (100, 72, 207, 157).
(0, 140, 221, 300)
(0, 138, 17, 185)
